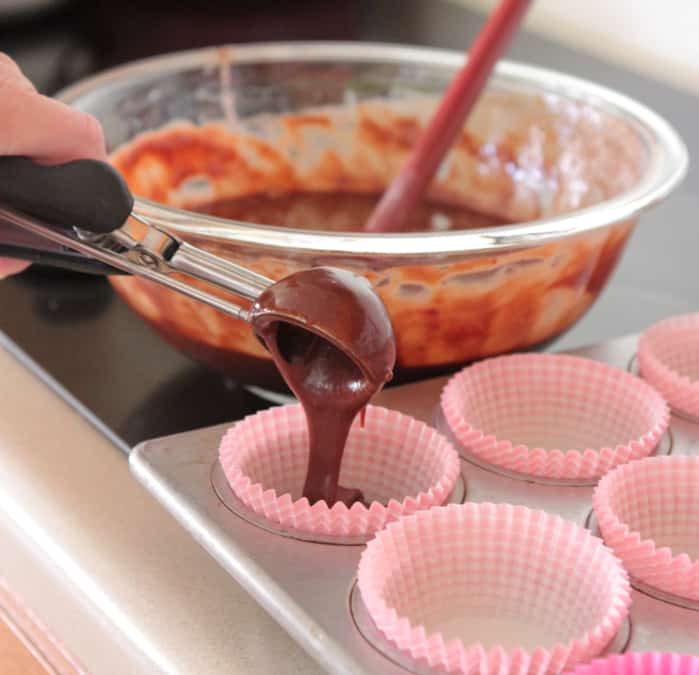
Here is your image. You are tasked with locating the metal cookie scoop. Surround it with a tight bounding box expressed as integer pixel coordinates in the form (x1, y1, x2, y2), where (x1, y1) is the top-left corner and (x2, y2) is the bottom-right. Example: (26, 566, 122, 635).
(0, 157, 272, 321)
(0, 158, 397, 397)
(249, 266, 396, 505)
(0, 157, 398, 508)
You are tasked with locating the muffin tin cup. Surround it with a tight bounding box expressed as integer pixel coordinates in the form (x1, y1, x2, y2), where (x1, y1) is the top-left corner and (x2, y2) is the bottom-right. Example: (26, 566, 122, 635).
(593, 455, 699, 602)
(441, 353, 669, 480)
(638, 313, 699, 419)
(571, 652, 699, 675)
(357, 502, 631, 675)
(218, 404, 461, 538)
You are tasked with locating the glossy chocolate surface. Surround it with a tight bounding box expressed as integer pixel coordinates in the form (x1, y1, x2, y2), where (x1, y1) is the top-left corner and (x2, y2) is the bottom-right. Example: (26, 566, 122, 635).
(250, 267, 396, 505)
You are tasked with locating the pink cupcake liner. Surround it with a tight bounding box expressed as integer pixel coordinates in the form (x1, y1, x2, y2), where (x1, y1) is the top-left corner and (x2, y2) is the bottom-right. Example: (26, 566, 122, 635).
(593, 455, 699, 601)
(441, 353, 669, 480)
(218, 404, 461, 537)
(570, 652, 699, 675)
(638, 313, 699, 419)
(357, 502, 631, 675)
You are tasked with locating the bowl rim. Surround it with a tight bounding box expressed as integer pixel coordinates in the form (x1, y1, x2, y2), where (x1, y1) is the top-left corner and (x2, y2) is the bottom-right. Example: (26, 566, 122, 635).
(57, 41, 689, 259)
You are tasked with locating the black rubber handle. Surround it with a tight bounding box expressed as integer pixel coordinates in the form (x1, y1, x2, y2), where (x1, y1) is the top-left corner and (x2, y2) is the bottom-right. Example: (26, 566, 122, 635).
(0, 156, 133, 234)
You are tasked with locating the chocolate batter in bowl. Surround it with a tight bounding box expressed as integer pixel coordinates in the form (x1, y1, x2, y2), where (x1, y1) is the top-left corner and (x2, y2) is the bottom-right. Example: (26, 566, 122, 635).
(56, 43, 687, 391)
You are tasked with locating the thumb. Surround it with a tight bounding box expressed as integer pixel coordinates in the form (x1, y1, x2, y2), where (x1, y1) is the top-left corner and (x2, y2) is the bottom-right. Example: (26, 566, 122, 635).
(0, 53, 106, 163)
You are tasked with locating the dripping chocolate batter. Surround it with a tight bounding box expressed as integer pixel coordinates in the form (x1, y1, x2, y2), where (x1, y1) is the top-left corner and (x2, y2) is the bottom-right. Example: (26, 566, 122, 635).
(249, 267, 396, 506)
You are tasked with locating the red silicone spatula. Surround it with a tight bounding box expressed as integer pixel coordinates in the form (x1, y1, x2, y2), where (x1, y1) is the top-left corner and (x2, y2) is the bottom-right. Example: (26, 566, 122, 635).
(364, 0, 533, 233)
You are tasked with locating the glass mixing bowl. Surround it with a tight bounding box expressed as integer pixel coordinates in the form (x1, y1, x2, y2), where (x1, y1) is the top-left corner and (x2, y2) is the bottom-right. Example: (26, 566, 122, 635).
(57, 42, 687, 389)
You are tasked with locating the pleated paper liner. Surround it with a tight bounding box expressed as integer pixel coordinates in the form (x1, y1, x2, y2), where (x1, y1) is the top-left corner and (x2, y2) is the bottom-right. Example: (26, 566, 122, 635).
(218, 404, 461, 539)
(357, 502, 631, 675)
(348, 580, 631, 675)
(570, 653, 699, 675)
(638, 314, 699, 420)
(594, 455, 699, 603)
(441, 353, 669, 481)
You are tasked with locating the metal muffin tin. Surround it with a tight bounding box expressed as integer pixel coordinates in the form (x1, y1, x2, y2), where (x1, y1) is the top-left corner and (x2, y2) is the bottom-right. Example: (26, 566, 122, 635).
(130, 334, 699, 674)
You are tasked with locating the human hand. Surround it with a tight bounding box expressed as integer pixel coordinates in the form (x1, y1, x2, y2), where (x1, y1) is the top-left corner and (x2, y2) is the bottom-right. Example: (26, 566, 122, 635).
(0, 52, 107, 277)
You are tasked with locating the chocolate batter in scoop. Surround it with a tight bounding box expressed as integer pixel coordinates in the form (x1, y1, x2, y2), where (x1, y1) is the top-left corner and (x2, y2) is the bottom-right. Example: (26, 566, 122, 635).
(249, 267, 396, 506)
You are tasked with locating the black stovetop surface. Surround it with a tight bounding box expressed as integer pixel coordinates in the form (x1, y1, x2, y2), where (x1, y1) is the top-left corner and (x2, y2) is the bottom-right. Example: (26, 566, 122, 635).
(1, 0, 697, 451)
